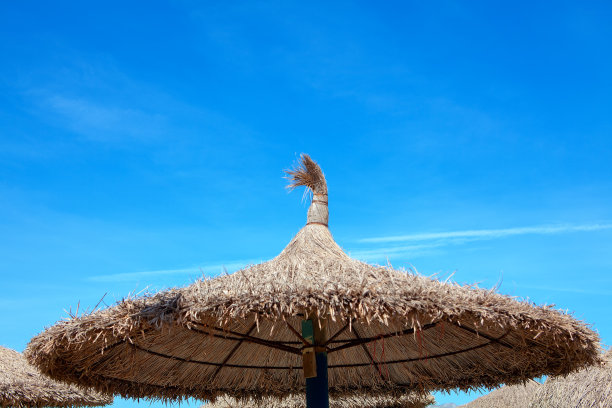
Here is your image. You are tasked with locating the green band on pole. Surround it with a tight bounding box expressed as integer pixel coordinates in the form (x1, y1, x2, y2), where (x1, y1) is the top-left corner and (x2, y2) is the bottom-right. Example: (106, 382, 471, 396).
(302, 320, 314, 344)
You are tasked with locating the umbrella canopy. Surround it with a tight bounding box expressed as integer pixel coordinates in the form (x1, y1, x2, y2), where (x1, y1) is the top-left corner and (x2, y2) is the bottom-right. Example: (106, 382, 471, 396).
(203, 393, 435, 408)
(529, 348, 612, 408)
(26, 155, 600, 402)
(0, 346, 111, 408)
(461, 382, 538, 407)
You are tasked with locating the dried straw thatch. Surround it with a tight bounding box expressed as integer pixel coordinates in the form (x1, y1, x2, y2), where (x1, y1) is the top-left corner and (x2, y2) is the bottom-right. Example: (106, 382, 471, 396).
(204, 392, 435, 408)
(461, 382, 538, 407)
(26, 155, 601, 402)
(0, 346, 111, 407)
(529, 348, 612, 408)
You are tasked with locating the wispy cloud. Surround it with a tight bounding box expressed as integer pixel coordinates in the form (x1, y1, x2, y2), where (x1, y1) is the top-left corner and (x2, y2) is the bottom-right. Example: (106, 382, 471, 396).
(350, 223, 612, 263)
(349, 243, 445, 263)
(89, 260, 255, 283)
(17, 58, 257, 150)
(512, 284, 612, 297)
(359, 223, 612, 244)
(87, 224, 612, 280)
(45, 95, 166, 142)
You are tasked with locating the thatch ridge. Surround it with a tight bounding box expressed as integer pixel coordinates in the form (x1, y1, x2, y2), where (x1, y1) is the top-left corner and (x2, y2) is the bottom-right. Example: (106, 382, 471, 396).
(529, 348, 611, 408)
(204, 393, 435, 408)
(461, 382, 538, 407)
(26, 155, 601, 402)
(0, 346, 111, 408)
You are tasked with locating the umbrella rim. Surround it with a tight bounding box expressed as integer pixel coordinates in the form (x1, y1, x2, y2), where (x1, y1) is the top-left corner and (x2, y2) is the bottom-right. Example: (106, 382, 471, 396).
(0, 346, 112, 408)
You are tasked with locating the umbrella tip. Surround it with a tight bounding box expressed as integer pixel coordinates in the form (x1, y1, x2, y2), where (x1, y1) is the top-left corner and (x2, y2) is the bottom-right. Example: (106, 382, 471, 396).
(285, 154, 328, 226)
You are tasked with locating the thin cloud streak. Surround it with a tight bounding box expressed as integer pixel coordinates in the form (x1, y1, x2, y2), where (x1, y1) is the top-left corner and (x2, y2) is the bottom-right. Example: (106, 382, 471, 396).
(349, 243, 445, 262)
(512, 284, 612, 297)
(44, 95, 166, 142)
(359, 223, 612, 244)
(89, 260, 255, 282)
(87, 223, 612, 282)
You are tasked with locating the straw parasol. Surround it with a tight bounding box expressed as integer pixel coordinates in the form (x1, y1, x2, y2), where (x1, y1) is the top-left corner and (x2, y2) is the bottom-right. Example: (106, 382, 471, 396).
(461, 381, 538, 407)
(203, 392, 435, 408)
(529, 348, 612, 408)
(26, 155, 601, 407)
(0, 346, 111, 408)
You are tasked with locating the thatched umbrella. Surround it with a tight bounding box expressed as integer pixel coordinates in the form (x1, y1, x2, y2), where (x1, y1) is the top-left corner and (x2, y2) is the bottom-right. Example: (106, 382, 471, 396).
(203, 392, 435, 408)
(461, 382, 538, 407)
(26, 155, 601, 408)
(529, 348, 611, 408)
(0, 346, 111, 408)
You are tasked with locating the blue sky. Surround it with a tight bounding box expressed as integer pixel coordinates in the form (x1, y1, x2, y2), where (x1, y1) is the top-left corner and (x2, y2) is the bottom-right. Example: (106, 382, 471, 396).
(1, 1, 611, 406)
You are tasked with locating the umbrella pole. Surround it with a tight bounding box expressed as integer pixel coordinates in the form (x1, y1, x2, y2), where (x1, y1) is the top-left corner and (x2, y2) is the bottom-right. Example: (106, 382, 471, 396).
(302, 317, 329, 408)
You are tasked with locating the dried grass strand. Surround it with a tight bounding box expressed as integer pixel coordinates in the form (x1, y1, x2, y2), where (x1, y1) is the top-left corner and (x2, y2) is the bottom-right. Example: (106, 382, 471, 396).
(285, 154, 327, 195)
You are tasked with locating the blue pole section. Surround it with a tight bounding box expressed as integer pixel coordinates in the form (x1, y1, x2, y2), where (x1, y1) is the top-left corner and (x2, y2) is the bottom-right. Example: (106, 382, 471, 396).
(306, 351, 329, 408)
(302, 319, 329, 408)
